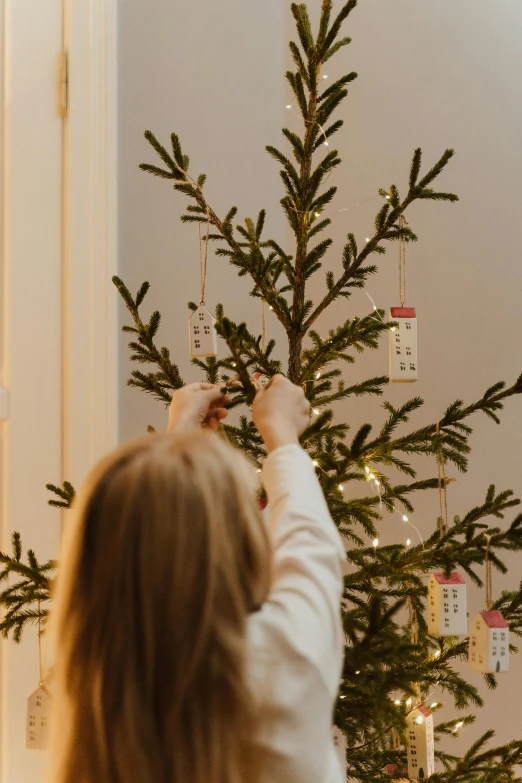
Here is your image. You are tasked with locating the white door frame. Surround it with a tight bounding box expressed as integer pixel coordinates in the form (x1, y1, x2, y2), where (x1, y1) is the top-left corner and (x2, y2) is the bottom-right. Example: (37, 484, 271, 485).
(65, 0, 119, 482)
(0, 1, 118, 779)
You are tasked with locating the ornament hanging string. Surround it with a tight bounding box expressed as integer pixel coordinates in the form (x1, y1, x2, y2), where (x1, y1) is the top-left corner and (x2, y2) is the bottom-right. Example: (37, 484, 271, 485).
(398, 214, 408, 307)
(484, 534, 493, 611)
(408, 597, 419, 646)
(38, 601, 44, 688)
(198, 211, 211, 306)
(261, 300, 267, 353)
(436, 424, 450, 535)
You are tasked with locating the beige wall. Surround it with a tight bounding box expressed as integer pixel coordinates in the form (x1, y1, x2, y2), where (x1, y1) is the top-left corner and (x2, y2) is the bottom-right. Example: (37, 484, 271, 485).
(119, 0, 522, 757)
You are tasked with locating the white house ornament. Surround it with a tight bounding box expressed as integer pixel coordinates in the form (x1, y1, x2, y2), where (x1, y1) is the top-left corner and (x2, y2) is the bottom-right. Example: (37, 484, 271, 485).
(389, 307, 418, 383)
(26, 685, 52, 750)
(189, 305, 217, 358)
(468, 610, 509, 673)
(427, 572, 467, 637)
(406, 704, 435, 780)
(252, 371, 270, 389)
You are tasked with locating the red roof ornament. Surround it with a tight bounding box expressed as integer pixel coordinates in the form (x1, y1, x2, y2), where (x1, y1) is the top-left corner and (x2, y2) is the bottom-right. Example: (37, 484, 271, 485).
(480, 610, 509, 629)
(414, 704, 433, 718)
(390, 307, 416, 319)
(432, 571, 465, 585)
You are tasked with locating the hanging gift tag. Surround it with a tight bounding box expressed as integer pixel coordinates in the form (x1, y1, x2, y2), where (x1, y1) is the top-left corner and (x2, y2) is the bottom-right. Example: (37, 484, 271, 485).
(469, 610, 509, 673)
(189, 306, 217, 358)
(406, 705, 435, 780)
(26, 685, 52, 750)
(389, 307, 418, 383)
(332, 725, 346, 773)
(427, 572, 467, 637)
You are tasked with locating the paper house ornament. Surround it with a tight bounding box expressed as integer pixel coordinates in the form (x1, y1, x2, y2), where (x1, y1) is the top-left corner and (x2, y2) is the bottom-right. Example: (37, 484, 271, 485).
(332, 725, 346, 773)
(26, 685, 52, 750)
(385, 764, 408, 781)
(406, 705, 435, 780)
(252, 371, 270, 389)
(468, 610, 509, 673)
(427, 572, 467, 636)
(389, 307, 417, 383)
(189, 306, 217, 358)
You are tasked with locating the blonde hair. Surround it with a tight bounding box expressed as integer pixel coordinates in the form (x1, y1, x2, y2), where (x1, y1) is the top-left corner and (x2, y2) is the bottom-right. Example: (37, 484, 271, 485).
(48, 430, 271, 783)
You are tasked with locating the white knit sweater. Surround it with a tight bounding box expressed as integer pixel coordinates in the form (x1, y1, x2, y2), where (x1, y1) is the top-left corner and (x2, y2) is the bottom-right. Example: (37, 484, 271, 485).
(248, 444, 346, 783)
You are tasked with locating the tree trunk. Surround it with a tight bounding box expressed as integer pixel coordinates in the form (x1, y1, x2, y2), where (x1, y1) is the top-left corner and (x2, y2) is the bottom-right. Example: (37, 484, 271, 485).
(288, 331, 303, 383)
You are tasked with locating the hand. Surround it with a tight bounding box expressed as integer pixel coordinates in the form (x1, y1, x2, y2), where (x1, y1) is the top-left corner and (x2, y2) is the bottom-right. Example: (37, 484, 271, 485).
(168, 383, 230, 433)
(252, 375, 310, 453)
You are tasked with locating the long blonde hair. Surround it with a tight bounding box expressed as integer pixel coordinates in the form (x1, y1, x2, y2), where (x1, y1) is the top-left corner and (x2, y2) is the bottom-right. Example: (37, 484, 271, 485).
(48, 430, 271, 783)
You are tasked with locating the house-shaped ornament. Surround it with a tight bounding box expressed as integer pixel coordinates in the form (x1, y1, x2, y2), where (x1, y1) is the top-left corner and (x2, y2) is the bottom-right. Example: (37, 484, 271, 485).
(468, 610, 509, 673)
(26, 684, 52, 750)
(389, 307, 418, 383)
(406, 705, 435, 780)
(189, 305, 217, 358)
(427, 572, 467, 637)
(252, 371, 270, 389)
(385, 763, 409, 781)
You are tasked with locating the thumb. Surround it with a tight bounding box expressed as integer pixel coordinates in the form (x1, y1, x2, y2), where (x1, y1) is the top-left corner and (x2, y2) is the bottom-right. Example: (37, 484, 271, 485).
(202, 387, 229, 404)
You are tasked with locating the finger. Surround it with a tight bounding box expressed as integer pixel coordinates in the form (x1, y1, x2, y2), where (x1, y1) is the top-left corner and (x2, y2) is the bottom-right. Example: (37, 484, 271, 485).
(183, 382, 211, 393)
(202, 387, 229, 403)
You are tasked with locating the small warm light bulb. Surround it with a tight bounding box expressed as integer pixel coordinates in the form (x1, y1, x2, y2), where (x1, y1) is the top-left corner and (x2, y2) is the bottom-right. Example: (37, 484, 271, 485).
(365, 466, 370, 474)
(314, 211, 321, 217)
(373, 305, 377, 311)
(355, 670, 361, 675)
(313, 460, 319, 467)
(372, 538, 379, 548)
(369, 473, 376, 480)
(434, 650, 441, 658)
(406, 698, 413, 706)
(406, 539, 411, 547)
(324, 141, 329, 147)
(313, 408, 319, 415)
(322, 74, 329, 79)
(316, 371, 321, 379)
(286, 104, 292, 109)
(385, 194, 390, 200)
(391, 327, 396, 332)
(232, 362, 237, 367)
(416, 716, 424, 725)
(338, 484, 344, 492)
(430, 702, 439, 710)
(268, 306, 273, 311)
(340, 694, 347, 700)
(394, 699, 401, 706)
(402, 515, 409, 522)
(256, 469, 262, 474)
(375, 480, 380, 487)
(365, 237, 370, 243)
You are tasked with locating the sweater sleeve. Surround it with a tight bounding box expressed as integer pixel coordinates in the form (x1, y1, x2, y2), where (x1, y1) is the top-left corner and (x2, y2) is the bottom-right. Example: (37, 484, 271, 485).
(254, 443, 346, 697)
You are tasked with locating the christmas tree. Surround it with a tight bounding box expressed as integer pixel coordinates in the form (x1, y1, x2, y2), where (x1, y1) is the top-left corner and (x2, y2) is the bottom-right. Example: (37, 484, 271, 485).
(3, 2, 522, 779)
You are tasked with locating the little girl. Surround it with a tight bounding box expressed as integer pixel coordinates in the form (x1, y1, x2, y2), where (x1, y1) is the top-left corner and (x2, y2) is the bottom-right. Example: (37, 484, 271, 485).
(48, 375, 346, 783)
